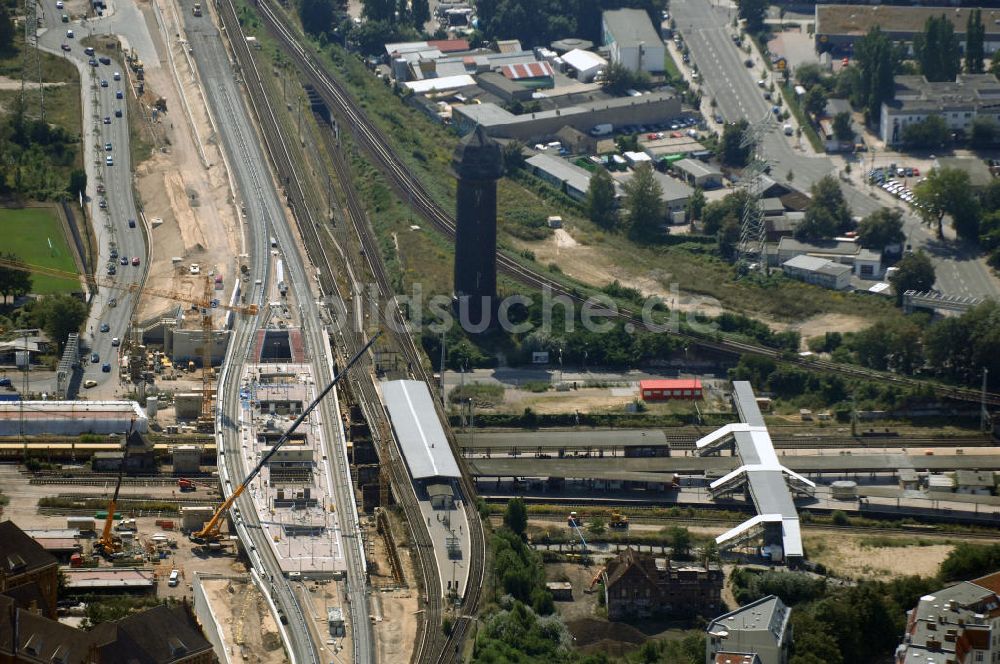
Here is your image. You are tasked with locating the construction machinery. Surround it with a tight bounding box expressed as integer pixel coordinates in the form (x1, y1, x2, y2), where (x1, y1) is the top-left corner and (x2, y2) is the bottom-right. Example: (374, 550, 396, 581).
(609, 511, 629, 530)
(95, 420, 133, 557)
(189, 332, 380, 545)
(0, 257, 258, 422)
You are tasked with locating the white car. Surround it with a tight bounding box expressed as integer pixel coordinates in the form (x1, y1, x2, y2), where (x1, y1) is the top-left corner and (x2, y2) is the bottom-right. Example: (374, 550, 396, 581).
(56, 0, 64, 6)
(66, 29, 74, 38)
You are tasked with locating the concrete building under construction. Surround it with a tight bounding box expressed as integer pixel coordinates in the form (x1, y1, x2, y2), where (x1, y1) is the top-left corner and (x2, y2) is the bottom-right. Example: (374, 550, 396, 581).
(0, 401, 148, 436)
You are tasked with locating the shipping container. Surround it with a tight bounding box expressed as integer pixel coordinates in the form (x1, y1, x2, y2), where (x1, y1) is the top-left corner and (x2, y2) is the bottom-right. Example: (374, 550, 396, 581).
(67, 516, 96, 531)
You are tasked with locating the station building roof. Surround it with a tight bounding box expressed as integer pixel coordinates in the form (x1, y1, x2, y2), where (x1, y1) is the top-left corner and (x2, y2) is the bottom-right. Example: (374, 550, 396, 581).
(382, 380, 462, 480)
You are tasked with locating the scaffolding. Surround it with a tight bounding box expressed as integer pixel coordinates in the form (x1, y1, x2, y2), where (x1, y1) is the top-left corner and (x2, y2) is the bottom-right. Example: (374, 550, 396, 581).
(736, 113, 774, 272)
(20, 0, 43, 119)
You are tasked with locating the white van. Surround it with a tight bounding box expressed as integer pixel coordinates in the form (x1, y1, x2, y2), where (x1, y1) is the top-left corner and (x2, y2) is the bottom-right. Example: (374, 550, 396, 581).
(168, 570, 179, 586)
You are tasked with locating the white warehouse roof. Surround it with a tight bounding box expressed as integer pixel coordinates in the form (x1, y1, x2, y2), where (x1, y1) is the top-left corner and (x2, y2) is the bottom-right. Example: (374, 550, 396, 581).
(404, 74, 476, 94)
(561, 48, 607, 73)
(382, 380, 462, 480)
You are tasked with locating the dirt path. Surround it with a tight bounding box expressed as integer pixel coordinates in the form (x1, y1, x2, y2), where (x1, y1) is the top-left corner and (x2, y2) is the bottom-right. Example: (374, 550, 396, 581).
(132, 0, 242, 321)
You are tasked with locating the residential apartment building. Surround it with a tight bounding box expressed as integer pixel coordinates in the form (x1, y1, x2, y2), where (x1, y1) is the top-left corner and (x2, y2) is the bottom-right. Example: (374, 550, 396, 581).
(894, 571, 1000, 663)
(0, 522, 59, 620)
(602, 9, 665, 74)
(879, 75, 1000, 146)
(706, 596, 792, 664)
(602, 548, 723, 621)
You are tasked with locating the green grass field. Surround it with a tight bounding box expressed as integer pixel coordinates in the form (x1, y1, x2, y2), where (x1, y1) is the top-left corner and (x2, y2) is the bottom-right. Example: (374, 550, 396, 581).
(0, 207, 80, 294)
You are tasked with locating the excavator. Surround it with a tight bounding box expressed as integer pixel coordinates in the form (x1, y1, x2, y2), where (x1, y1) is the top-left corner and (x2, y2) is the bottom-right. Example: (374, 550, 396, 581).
(95, 420, 134, 557)
(190, 332, 380, 545)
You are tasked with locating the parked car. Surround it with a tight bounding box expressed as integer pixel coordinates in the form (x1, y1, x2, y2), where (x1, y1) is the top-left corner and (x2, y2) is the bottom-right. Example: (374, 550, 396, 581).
(61, 43, 70, 51)
(100, 323, 110, 332)
(105, 156, 113, 166)
(115, 90, 123, 99)
(131, 257, 140, 266)
(100, 79, 108, 87)
(84, 380, 98, 389)
(90, 353, 100, 363)
(103, 116, 111, 124)
(101, 363, 111, 373)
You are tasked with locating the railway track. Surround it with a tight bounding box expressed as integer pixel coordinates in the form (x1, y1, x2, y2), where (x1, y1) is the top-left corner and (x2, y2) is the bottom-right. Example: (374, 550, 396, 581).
(218, 4, 486, 662)
(246, 0, 1000, 408)
(486, 513, 1000, 540)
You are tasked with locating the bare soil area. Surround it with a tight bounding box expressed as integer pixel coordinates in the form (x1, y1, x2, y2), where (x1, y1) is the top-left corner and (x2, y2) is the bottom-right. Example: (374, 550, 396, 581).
(804, 534, 955, 580)
(203, 578, 287, 664)
(769, 312, 872, 348)
(370, 510, 418, 664)
(132, 0, 241, 321)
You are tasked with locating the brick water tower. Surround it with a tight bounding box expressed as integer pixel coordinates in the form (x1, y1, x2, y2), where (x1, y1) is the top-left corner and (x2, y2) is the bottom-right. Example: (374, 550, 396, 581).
(453, 126, 502, 328)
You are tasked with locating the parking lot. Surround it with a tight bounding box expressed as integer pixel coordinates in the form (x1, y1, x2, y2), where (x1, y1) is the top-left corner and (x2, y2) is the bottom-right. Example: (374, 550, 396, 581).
(869, 164, 925, 213)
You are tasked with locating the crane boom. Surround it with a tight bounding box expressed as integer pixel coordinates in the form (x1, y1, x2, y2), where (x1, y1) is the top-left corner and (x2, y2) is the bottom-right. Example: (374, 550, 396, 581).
(191, 331, 381, 543)
(0, 256, 259, 316)
(97, 419, 135, 555)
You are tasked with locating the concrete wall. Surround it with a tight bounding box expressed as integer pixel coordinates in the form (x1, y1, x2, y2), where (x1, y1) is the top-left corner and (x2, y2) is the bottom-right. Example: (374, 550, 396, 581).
(192, 573, 234, 664)
(0, 401, 147, 436)
(167, 329, 232, 365)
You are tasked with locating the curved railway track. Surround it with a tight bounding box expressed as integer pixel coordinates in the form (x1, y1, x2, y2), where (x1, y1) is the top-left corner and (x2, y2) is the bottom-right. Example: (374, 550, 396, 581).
(248, 0, 1000, 408)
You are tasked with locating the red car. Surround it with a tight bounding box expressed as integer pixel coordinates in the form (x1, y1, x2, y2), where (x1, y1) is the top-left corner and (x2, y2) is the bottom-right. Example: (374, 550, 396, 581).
(131, 257, 140, 266)
(912, 167, 920, 176)
(61, 43, 71, 51)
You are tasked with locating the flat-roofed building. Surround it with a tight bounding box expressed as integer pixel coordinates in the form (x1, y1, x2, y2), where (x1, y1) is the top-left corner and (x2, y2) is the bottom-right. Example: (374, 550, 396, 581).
(706, 596, 792, 664)
(602, 9, 665, 74)
(672, 158, 723, 188)
(452, 91, 681, 141)
(815, 5, 1000, 54)
(781, 255, 853, 291)
(382, 380, 461, 481)
(879, 75, 1000, 146)
(527, 153, 617, 202)
(640, 379, 703, 401)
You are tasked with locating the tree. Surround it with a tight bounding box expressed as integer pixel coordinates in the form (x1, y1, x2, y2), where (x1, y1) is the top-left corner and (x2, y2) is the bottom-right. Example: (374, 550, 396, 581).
(914, 15, 961, 82)
(687, 186, 706, 222)
(586, 517, 606, 535)
(795, 175, 851, 240)
(889, 252, 936, 304)
(966, 9, 986, 74)
(586, 167, 618, 229)
(857, 208, 905, 250)
(854, 27, 895, 123)
(667, 526, 691, 559)
(737, 0, 767, 33)
(601, 60, 652, 96)
(30, 294, 87, 350)
(501, 140, 525, 174)
(719, 120, 750, 167)
(901, 115, 949, 149)
(914, 166, 980, 239)
(0, 254, 32, 304)
(299, 0, 336, 35)
(623, 162, 663, 242)
(803, 85, 828, 118)
(503, 497, 527, 538)
(0, 6, 13, 55)
(832, 112, 854, 142)
(795, 63, 826, 91)
(971, 116, 999, 146)
(362, 0, 395, 22)
(67, 169, 87, 200)
(410, 0, 430, 30)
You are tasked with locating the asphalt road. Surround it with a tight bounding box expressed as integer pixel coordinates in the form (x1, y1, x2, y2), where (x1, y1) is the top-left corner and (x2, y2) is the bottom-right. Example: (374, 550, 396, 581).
(673, 0, 1000, 299)
(37, 2, 150, 392)
(182, 2, 374, 662)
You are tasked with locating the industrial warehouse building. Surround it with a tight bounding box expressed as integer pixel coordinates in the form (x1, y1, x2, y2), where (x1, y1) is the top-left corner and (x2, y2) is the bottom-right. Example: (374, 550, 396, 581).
(639, 379, 703, 401)
(0, 401, 148, 436)
(781, 255, 853, 291)
(452, 91, 681, 141)
(671, 158, 723, 188)
(602, 9, 665, 74)
(815, 5, 1000, 54)
(526, 153, 609, 202)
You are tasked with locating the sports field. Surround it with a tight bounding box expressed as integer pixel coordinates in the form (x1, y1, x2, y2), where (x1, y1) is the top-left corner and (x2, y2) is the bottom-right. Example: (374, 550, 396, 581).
(0, 207, 80, 294)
